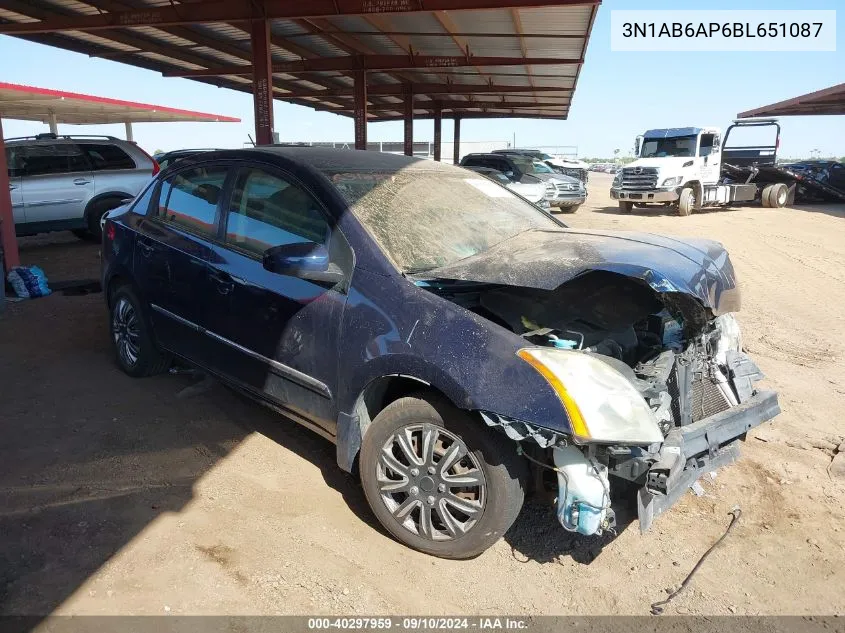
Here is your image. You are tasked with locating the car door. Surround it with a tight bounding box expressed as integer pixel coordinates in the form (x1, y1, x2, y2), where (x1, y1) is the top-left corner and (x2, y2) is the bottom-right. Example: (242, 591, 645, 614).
(5, 147, 24, 225)
(203, 165, 353, 433)
(132, 163, 230, 366)
(17, 143, 94, 228)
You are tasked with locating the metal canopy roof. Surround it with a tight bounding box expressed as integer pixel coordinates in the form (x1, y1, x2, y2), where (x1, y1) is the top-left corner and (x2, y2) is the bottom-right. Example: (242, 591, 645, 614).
(0, 0, 599, 121)
(738, 83, 845, 118)
(0, 81, 241, 124)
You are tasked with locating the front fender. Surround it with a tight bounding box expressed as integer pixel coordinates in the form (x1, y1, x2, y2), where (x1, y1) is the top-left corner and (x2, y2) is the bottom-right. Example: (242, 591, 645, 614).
(337, 271, 572, 434)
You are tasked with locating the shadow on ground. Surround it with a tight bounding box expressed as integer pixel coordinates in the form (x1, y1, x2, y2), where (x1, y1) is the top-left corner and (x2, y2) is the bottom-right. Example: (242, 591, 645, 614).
(504, 491, 638, 565)
(0, 261, 374, 618)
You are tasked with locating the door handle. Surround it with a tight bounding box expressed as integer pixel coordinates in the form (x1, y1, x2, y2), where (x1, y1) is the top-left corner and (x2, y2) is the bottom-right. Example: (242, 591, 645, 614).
(208, 270, 235, 295)
(137, 241, 157, 258)
(73, 178, 91, 185)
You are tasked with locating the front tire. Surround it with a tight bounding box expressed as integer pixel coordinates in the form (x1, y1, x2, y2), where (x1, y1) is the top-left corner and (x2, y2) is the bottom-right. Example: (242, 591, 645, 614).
(360, 393, 526, 559)
(110, 285, 171, 377)
(678, 187, 695, 216)
(618, 201, 634, 213)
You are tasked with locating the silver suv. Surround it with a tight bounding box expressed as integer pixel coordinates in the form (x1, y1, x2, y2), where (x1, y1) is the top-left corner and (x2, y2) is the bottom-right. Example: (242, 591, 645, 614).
(6, 134, 157, 240)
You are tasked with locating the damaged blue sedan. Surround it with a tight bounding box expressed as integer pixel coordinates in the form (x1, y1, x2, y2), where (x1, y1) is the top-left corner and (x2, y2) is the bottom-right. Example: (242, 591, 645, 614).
(101, 148, 780, 559)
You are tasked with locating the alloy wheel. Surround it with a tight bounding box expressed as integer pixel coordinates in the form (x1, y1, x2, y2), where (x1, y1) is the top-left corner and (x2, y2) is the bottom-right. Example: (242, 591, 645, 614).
(377, 423, 487, 541)
(112, 297, 141, 368)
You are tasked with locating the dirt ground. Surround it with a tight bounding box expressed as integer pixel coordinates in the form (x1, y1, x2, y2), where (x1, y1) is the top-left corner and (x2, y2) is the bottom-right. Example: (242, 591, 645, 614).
(1, 172, 843, 618)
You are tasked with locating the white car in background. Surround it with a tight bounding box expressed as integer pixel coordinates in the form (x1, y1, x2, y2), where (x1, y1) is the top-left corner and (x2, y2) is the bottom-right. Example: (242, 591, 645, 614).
(464, 166, 551, 210)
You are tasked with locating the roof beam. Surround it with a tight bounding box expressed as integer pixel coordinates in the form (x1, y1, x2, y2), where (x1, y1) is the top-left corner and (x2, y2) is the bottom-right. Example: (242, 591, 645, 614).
(369, 112, 568, 121)
(164, 55, 583, 76)
(277, 84, 572, 97)
(0, 0, 599, 34)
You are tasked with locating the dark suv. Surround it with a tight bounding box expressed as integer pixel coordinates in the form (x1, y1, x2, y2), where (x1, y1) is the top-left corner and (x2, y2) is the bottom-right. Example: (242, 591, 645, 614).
(102, 148, 778, 559)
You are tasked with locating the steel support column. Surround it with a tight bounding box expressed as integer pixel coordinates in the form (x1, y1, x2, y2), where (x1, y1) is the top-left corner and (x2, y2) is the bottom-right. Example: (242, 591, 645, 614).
(403, 84, 413, 157)
(251, 19, 275, 146)
(48, 112, 58, 135)
(354, 70, 367, 150)
(0, 119, 19, 270)
(433, 103, 442, 162)
(453, 116, 461, 165)
(124, 121, 134, 142)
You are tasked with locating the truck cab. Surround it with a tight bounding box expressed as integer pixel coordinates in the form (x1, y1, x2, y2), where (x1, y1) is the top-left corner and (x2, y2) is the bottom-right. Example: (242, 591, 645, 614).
(610, 126, 722, 213)
(610, 120, 788, 216)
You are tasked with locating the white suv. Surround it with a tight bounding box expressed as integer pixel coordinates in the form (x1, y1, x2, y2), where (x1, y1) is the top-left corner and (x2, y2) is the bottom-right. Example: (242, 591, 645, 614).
(6, 134, 158, 240)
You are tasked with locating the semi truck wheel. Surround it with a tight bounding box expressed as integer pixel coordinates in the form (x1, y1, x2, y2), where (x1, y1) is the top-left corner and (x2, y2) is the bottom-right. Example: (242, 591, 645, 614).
(678, 188, 695, 216)
(760, 184, 773, 208)
(618, 201, 634, 213)
(767, 183, 788, 208)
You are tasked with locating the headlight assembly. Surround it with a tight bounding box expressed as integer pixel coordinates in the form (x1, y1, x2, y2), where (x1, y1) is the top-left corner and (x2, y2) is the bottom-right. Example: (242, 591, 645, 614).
(661, 176, 682, 187)
(517, 348, 664, 445)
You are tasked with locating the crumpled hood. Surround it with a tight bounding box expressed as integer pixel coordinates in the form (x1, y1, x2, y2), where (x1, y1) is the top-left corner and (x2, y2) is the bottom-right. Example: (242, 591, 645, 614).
(418, 228, 740, 316)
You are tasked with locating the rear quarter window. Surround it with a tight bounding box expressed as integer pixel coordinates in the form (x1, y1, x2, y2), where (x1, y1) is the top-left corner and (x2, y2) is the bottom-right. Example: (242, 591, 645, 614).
(83, 144, 136, 171)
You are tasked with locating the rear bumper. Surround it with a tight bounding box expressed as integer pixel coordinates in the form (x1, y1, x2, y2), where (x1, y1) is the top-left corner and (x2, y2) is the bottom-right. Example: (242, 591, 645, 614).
(637, 389, 780, 532)
(611, 188, 679, 203)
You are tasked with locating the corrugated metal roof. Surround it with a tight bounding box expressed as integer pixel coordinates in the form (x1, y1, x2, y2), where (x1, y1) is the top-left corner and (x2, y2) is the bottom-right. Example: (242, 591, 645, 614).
(0, 0, 599, 121)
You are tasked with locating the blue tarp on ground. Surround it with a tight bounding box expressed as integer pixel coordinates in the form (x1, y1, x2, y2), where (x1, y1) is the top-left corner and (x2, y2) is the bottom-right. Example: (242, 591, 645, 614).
(643, 127, 703, 139)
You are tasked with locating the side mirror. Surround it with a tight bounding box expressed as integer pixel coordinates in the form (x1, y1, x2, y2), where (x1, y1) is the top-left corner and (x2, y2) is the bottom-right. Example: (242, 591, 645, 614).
(262, 242, 344, 284)
(634, 135, 643, 157)
(504, 170, 516, 180)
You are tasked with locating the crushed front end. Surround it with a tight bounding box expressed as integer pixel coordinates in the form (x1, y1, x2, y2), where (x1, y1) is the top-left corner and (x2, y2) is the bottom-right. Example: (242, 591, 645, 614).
(417, 228, 780, 536)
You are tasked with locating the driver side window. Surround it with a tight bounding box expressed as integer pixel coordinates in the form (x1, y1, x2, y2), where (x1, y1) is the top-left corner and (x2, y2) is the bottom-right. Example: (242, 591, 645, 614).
(225, 168, 330, 257)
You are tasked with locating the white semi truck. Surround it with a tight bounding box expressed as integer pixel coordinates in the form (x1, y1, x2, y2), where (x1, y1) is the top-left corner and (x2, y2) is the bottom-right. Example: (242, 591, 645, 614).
(610, 119, 796, 216)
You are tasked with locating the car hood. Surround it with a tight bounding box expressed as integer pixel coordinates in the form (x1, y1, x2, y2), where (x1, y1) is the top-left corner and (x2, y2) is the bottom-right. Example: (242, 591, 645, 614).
(507, 181, 545, 201)
(416, 228, 740, 318)
(534, 173, 580, 185)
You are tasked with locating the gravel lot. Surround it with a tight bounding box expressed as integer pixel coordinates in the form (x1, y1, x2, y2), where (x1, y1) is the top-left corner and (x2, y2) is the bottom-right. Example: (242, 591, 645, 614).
(1, 172, 843, 617)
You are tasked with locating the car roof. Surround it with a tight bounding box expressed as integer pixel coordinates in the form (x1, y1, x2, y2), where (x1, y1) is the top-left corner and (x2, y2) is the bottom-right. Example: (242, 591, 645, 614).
(168, 146, 465, 177)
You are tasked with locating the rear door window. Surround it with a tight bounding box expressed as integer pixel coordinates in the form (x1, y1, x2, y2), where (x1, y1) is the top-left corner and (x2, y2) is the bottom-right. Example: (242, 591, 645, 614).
(82, 144, 136, 170)
(17, 144, 90, 176)
(225, 168, 329, 257)
(157, 165, 228, 237)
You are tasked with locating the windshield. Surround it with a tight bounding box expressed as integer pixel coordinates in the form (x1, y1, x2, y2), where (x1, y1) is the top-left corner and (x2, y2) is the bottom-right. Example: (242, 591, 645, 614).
(326, 169, 561, 273)
(510, 156, 554, 175)
(641, 135, 697, 158)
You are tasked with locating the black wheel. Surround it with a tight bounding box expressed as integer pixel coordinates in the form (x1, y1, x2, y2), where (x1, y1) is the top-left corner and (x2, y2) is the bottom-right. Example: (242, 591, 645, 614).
(618, 201, 634, 213)
(360, 392, 526, 559)
(678, 188, 695, 216)
(767, 183, 788, 208)
(86, 198, 123, 242)
(561, 204, 581, 214)
(71, 228, 91, 240)
(109, 285, 171, 377)
(760, 184, 773, 208)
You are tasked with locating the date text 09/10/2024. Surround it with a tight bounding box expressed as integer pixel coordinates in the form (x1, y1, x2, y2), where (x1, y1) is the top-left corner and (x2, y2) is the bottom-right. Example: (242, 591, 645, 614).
(307, 617, 529, 630)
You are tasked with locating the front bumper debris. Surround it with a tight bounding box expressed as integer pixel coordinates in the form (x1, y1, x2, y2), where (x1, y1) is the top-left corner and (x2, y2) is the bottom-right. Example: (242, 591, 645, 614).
(611, 188, 679, 203)
(637, 389, 780, 532)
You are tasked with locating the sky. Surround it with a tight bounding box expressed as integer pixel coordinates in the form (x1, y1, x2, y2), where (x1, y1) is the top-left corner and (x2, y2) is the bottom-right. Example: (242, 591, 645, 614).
(0, 0, 842, 159)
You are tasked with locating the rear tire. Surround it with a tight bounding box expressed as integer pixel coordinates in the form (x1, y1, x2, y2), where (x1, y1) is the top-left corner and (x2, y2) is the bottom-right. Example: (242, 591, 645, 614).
(109, 285, 171, 378)
(678, 188, 695, 216)
(360, 392, 526, 559)
(760, 185, 773, 208)
(766, 183, 788, 208)
(562, 204, 580, 214)
(618, 201, 634, 213)
(86, 198, 124, 242)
